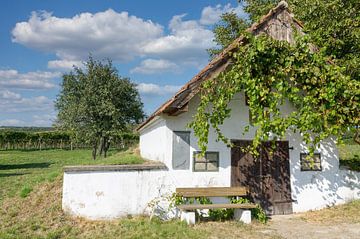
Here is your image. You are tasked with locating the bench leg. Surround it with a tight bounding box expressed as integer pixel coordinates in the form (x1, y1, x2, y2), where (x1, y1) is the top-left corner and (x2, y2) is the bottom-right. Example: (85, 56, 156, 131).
(180, 211, 196, 225)
(234, 209, 251, 224)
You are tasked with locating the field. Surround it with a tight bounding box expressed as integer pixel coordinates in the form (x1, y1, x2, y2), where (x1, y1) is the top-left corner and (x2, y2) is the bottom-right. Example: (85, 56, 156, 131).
(0, 144, 359, 238)
(0, 149, 144, 203)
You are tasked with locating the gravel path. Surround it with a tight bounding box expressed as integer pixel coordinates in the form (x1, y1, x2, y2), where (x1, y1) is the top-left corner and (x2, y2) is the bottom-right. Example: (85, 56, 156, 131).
(268, 214, 360, 239)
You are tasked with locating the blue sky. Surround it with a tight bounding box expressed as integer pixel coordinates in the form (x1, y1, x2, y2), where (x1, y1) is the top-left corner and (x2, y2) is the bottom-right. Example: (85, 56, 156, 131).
(0, 0, 245, 127)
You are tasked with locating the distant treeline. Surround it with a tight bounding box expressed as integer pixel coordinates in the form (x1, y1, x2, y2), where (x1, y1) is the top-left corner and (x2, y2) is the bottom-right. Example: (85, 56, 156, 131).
(0, 130, 139, 151)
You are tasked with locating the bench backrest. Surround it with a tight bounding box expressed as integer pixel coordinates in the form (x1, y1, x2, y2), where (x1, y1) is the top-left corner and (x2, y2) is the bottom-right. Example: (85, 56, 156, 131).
(176, 187, 248, 197)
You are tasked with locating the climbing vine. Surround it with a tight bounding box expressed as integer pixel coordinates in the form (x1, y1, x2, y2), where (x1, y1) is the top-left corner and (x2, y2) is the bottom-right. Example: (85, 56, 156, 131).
(190, 34, 359, 155)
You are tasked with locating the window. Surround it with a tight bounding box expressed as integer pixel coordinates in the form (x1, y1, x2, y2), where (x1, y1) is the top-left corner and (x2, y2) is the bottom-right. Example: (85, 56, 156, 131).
(300, 153, 322, 171)
(172, 131, 190, 170)
(193, 151, 219, 172)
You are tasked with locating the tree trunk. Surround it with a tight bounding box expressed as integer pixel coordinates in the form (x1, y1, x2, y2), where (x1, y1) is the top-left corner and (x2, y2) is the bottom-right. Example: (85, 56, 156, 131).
(92, 140, 98, 160)
(104, 138, 110, 158)
(99, 137, 104, 157)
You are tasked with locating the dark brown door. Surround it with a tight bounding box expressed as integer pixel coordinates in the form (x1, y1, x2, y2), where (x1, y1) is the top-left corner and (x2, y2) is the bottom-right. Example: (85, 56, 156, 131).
(231, 140, 293, 215)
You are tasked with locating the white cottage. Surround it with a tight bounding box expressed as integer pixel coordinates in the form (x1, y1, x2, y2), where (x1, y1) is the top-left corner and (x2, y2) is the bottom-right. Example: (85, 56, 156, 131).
(136, 1, 360, 215)
(62, 2, 360, 220)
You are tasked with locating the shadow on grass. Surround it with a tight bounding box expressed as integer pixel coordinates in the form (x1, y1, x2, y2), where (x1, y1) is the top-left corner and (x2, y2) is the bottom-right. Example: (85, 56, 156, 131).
(0, 162, 52, 170)
(0, 148, 78, 152)
(0, 172, 28, 177)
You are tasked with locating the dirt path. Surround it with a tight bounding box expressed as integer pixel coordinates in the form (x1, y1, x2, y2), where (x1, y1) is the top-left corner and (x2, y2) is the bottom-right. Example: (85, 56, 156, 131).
(267, 214, 360, 239)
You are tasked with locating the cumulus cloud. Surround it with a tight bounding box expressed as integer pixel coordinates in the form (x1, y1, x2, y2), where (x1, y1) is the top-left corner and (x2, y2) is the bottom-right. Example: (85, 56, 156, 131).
(0, 94, 53, 113)
(11, 8, 219, 73)
(0, 70, 60, 89)
(32, 114, 56, 126)
(141, 14, 214, 62)
(12, 9, 163, 62)
(0, 90, 21, 100)
(0, 119, 27, 127)
(48, 59, 82, 71)
(200, 3, 247, 25)
(137, 83, 181, 96)
(11, 4, 246, 75)
(131, 59, 178, 74)
(0, 114, 55, 127)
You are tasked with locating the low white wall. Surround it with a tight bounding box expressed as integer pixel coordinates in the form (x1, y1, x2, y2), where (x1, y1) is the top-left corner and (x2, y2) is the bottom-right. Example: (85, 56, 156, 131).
(62, 164, 171, 220)
(62, 163, 231, 220)
(62, 164, 360, 220)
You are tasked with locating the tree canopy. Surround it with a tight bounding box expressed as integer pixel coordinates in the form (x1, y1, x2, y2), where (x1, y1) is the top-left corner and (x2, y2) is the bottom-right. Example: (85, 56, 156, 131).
(55, 57, 144, 159)
(191, 0, 360, 154)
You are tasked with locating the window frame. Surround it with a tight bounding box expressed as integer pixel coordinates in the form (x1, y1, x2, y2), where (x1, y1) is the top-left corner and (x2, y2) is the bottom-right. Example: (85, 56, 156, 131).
(193, 151, 219, 172)
(300, 153, 322, 171)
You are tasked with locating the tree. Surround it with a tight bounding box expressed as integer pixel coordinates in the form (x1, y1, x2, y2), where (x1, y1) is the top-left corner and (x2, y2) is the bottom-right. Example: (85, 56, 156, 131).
(207, 12, 249, 59)
(191, 1, 360, 155)
(56, 57, 144, 159)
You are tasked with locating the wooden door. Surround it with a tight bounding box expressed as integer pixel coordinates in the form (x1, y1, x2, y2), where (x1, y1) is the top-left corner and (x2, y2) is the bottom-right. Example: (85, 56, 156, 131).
(231, 140, 293, 215)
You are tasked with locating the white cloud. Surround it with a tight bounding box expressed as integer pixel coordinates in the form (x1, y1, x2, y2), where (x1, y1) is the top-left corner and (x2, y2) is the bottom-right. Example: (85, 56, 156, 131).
(0, 94, 53, 113)
(0, 90, 21, 100)
(48, 59, 82, 71)
(12, 4, 246, 76)
(32, 114, 56, 126)
(131, 59, 178, 74)
(200, 3, 247, 25)
(11, 8, 219, 71)
(0, 119, 27, 127)
(0, 70, 60, 89)
(12, 9, 163, 62)
(137, 83, 181, 96)
(0, 114, 55, 127)
(141, 14, 214, 63)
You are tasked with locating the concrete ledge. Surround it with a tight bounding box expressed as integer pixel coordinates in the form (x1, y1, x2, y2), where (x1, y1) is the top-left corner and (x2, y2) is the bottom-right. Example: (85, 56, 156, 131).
(63, 162, 168, 172)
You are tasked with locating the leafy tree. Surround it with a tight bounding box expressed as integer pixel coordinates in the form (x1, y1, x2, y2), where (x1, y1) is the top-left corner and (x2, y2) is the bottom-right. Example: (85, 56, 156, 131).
(207, 12, 249, 59)
(56, 57, 144, 159)
(192, 1, 360, 154)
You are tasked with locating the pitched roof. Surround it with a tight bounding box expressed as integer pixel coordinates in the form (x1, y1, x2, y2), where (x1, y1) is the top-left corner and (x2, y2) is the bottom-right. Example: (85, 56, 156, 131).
(137, 1, 303, 131)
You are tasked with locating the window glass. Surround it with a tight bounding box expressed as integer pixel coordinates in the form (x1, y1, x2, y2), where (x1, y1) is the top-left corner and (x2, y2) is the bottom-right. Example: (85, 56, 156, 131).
(193, 151, 219, 172)
(300, 153, 322, 171)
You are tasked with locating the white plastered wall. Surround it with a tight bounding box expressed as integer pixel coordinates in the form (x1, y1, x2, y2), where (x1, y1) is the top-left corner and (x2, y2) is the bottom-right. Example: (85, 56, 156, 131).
(62, 92, 360, 220)
(140, 92, 360, 212)
(139, 117, 167, 163)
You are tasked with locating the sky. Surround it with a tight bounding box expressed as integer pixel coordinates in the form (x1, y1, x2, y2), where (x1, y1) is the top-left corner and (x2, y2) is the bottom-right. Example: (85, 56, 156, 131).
(0, 0, 246, 127)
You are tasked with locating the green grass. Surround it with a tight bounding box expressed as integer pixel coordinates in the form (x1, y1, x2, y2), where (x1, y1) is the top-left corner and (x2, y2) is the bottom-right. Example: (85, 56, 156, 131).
(0, 177, 280, 239)
(0, 145, 359, 238)
(338, 144, 360, 171)
(0, 149, 144, 202)
(0, 148, 283, 239)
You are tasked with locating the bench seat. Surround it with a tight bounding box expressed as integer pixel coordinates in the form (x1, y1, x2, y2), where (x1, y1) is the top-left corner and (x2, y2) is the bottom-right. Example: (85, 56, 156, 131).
(178, 203, 257, 211)
(176, 186, 256, 225)
(176, 186, 248, 197)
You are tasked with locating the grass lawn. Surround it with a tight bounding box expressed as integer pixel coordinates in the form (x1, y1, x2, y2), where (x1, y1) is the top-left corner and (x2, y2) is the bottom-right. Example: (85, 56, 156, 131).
(0, 144, 359, 238)
(0, 149, 144, 202)
(0, 177, 281, 239)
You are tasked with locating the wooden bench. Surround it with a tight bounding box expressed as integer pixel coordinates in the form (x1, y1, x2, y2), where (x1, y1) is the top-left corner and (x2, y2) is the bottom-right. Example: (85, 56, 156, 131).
(176, 187, 257, 224)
